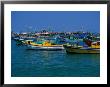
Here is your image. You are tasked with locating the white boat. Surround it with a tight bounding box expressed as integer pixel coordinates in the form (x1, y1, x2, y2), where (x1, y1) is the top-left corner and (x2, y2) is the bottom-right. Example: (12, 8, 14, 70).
(27, 45, 64, 50)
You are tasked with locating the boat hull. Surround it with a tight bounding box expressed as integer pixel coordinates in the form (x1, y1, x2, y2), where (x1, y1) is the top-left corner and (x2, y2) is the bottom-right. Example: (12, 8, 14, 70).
(27, 45, 64, 50)
(63, 45, 100, 54)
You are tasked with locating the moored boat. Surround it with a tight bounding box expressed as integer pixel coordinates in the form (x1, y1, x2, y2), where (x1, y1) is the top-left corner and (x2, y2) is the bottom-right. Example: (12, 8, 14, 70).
(26, 40, 64, 50)
(63, 41, 100, 54)
(27, 45, 64, 50)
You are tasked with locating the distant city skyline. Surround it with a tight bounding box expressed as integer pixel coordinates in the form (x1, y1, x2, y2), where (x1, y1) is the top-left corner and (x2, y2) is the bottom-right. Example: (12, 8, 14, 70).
(11, 11, 100, 33)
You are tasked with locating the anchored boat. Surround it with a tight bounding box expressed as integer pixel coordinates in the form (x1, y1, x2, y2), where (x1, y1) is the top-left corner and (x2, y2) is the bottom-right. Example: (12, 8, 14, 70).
(26, 40, 64, 50)
(63, 41, 100, 54)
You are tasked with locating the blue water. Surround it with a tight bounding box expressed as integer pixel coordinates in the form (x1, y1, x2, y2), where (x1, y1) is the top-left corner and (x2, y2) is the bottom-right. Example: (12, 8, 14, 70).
(11, 40, 100, 77)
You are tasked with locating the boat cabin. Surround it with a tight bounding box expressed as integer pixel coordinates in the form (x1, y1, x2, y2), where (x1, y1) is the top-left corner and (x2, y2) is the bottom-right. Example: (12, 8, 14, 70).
(91, 41, 100, 48)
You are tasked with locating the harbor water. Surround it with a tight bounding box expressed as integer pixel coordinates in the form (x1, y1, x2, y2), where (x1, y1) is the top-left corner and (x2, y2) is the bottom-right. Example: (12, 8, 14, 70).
(11, 40, 100, 77)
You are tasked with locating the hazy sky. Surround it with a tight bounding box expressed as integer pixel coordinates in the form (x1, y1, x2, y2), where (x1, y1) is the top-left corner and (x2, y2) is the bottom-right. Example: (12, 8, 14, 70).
(11, 11, 100, 33)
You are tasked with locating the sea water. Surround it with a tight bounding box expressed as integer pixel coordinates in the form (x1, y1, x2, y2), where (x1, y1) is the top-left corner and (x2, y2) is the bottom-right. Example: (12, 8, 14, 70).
(11, 40, 100, 77)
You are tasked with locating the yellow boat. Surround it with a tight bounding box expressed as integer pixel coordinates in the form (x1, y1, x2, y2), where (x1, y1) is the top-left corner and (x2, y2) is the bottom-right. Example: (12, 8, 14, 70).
(63, 41, 100, 54)
(26, 40, 64, 50)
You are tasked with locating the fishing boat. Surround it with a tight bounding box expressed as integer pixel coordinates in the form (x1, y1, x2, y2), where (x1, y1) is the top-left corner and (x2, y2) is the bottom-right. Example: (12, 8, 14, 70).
(26, 40, 64, 50)
(15, 38, 25, 45)
(63, 41, 100, 54)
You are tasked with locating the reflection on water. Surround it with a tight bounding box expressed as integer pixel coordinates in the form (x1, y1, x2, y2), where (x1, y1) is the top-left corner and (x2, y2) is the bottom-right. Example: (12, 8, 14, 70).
(11, 40, 100, 77)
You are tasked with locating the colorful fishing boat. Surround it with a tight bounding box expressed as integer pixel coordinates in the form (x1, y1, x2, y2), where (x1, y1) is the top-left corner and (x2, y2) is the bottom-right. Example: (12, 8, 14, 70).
(63, 41, 100, 54)
(26, 40, 64, 50)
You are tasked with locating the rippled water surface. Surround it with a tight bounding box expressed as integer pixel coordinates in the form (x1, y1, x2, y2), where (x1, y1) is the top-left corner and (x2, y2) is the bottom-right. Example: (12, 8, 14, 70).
(11, 40, 100, 77)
